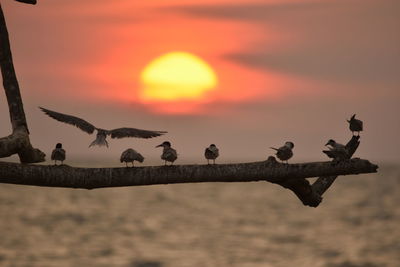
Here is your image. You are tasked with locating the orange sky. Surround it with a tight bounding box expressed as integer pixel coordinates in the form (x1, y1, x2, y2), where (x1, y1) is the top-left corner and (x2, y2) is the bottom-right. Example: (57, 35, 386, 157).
(1, 0, 399, 164)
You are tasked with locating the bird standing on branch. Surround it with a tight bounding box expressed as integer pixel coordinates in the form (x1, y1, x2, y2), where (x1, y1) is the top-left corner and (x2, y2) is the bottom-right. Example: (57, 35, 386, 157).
(51, 143, 65, 165)
(39, 107, 167, 148)
(204, 144, 219, 165)
(120, 148, 144, 167)
(156, 141, 177, 166)
(347, 114, 363, 136)
(270, 141, 294, 163)
(323, 139, 349, 161)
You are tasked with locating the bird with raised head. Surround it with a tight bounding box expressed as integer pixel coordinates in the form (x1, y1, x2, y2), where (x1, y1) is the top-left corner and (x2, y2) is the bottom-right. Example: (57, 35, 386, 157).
(156, 141, 177, 166)
(347, 114, 363, 136)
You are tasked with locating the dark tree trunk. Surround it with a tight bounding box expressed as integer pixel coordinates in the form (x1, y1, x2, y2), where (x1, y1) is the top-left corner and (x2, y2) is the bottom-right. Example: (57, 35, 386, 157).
(0, 4, 44, 163)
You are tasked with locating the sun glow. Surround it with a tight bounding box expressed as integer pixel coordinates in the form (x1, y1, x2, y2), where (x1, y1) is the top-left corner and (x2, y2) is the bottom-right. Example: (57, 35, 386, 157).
(140, 52, 218, 101)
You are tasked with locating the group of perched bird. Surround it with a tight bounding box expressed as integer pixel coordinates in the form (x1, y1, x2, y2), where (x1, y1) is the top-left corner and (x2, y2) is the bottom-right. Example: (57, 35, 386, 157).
(42, 107, 219, 167)
(44, 106, 362, 166)
(269, 114, 363, 163)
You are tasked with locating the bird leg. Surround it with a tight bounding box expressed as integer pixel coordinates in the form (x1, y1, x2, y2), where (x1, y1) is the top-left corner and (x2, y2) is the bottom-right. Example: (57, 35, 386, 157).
(213, 159, 216, 165)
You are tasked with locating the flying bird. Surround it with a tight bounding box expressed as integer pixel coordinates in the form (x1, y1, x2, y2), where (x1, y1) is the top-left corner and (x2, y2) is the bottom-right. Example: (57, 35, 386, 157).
(204, 144, 219, 164)
(40, 107, 167, 148)
(347, 114, 363, 136)
(156, 141, 177, 166)
(323, 139, 349, 160)
(270, 141, 294, 163)
(15, 0, 37, 5)
(51, 143, 66, 165)
(120, 148, 144, 167)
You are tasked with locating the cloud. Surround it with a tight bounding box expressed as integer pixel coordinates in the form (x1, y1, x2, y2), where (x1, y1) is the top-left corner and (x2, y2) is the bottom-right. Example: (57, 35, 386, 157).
(170, 0, 400, 85)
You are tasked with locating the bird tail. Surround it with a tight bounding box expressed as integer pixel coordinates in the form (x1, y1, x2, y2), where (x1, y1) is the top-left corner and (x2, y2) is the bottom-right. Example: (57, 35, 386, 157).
(89, 138, 109, 148)
(270, 147, 278, 151)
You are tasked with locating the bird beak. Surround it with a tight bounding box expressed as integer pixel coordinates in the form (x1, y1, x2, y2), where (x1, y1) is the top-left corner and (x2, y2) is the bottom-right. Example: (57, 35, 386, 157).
(156, 144, 163, 148)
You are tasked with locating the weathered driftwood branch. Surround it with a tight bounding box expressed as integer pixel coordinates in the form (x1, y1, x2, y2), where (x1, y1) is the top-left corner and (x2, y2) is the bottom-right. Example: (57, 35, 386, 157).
(0, 4, 44, 163)
(0, 158, 378, 205)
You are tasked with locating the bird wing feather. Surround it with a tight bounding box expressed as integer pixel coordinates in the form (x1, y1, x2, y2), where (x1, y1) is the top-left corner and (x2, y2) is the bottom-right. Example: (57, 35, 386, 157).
(39, 107, 96, 134)
(109, 127, 167, 139)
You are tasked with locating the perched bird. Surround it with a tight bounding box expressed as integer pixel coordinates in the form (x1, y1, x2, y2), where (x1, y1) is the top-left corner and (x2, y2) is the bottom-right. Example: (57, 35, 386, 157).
(40, 107, 167, 148)
(204, 144, 219, 164)
(120, 148, 144, 167)
(51, 143, 66, 165)
(156, 141, 177, 166)
(323, 139, 349, 160)
(347, 114, 363, 136)
(270, 141, 294, 163)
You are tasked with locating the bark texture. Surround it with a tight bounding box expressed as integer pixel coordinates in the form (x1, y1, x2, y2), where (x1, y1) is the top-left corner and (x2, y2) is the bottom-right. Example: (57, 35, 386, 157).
(0, 4, 45, 163)
(0, 158, 378, 205)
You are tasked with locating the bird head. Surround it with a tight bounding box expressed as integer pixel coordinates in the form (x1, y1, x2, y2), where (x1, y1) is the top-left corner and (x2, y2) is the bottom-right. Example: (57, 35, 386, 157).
(285, 141, 294, 149)
(156, 141, 171, 148)
(347, 114, 356, 122)
(210, 144, 216, 148)
(325, 139, 336, 147)
(56, 143, 62, 149)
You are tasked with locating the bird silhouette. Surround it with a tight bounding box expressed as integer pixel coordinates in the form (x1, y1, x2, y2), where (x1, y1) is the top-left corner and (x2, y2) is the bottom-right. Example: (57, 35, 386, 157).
(51, 143, 65, 165)
(323, 139, 349, 161)
(156, 141, 177, 166)
(347, 114, 363, 136)
(204, 144, 219, 164)
(270, 141, 294, 163)
(120, 148, 144, 167)
(40, 107, 167, 148)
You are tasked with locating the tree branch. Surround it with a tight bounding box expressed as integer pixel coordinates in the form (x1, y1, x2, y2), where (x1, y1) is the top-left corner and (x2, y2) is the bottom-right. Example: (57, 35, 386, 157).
(0, 3, 44, 163)
(0, 157, 378, 193)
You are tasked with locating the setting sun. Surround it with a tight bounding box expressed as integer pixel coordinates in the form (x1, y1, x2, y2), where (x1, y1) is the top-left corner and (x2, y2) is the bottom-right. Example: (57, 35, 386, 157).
(140, 52, 218, 101)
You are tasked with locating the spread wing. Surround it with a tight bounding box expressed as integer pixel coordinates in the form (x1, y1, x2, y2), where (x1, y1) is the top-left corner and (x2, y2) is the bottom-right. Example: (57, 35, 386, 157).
(39, 107, 96, 134)
(109, 127, 167, 139)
